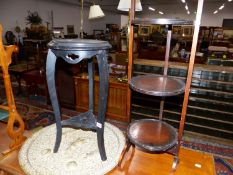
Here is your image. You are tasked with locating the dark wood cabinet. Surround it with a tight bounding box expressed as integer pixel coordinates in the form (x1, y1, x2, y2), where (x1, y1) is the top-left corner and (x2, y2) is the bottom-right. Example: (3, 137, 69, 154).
(54, 59, 81, 109)
(74, 75, 129, 122)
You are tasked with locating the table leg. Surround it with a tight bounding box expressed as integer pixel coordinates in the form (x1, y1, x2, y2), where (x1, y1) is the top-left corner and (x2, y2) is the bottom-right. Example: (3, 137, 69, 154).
(46, 49, 62, 153)
(88, 59, 94, 112)
(96, 50, 109, 161)
(13, 74, 22, 95)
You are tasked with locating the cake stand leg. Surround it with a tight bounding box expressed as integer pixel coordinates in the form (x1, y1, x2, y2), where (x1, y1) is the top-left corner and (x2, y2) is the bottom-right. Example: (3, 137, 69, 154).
(171, 155, 179, 172)
(118, 139, 132, 167)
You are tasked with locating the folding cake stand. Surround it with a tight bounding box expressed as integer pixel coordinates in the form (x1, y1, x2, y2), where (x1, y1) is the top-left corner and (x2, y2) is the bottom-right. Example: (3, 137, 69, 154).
(127, 19, 191, 170)
(125, 0, 204, 171)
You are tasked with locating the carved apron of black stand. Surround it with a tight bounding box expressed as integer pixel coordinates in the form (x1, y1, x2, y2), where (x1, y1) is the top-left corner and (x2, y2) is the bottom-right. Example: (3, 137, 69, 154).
(46, 39, 111, 161)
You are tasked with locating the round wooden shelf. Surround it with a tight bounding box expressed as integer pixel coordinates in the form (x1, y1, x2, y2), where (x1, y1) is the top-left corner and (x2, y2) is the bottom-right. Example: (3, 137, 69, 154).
(130, 74, 185, 97)
(127, 119, 177, 152)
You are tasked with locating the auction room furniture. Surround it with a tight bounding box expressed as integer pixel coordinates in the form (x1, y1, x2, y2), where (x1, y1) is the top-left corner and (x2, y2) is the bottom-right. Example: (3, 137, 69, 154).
(0, 25, 25, 155)
(23, 39, 47, 67)
(8, 63, 36, 95)
(23, 69, 47, 98)
(124, 0, 204, 171)
(46, 39, 111, 161)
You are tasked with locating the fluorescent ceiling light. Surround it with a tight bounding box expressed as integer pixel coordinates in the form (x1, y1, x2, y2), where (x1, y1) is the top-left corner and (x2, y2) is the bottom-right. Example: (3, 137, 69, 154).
(181, 0, 185, 3)
(187, 11, 190, 14)
(213, 10, 218, 14)
(159, 11, 164, 14)
(219, 5, 224, 10)
(148, 7, 155, 11)
(185, 4, 188, 10)
(228, 0, 232, 2)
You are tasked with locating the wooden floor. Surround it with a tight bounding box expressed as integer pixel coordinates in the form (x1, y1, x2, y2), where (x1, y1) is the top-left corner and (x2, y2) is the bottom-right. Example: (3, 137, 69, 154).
(109, 146, 215, 175)
(0, 123, 215, 175)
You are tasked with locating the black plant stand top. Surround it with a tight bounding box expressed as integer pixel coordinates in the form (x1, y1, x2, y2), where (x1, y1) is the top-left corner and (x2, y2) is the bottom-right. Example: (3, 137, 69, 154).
(46, 39, 111, 161)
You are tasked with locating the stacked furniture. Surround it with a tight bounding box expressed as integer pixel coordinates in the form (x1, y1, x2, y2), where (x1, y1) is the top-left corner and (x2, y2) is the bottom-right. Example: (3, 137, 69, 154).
(207, 46, 233, 66)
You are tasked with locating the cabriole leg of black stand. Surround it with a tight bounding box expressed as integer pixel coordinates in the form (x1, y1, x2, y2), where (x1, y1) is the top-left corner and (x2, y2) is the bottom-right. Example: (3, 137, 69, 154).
(97, 128, 106, 161)
(46, 49, 62, 153)
(88, 59, 94, 112)
(96, 51, 109, 161)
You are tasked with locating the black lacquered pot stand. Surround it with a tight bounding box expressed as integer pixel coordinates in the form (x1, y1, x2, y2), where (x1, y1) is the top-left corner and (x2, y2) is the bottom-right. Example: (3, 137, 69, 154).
(46, 39, 111, 161)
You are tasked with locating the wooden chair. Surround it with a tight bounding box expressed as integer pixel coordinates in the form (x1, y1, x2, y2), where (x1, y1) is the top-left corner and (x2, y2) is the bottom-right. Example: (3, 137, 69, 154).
(0, 24, 26, 155)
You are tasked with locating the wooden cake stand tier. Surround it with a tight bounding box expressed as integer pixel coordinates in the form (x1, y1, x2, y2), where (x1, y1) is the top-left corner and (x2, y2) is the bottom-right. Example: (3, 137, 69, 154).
(128, 119, 177, 152)
(128, 74, 184, 152)
(130, 74, 185, 97)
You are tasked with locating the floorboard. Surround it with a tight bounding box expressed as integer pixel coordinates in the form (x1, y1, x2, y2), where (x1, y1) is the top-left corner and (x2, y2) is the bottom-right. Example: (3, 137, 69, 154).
(109, 145, 215, 175)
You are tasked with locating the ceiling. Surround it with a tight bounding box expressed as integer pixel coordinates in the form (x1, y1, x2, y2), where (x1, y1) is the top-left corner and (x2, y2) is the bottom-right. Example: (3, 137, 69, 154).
(99, 0, 231, 14)
(47, 0, 232, 16)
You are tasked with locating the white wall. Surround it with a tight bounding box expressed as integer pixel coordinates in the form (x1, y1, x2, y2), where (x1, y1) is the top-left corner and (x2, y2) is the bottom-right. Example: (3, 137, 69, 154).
(120, 15, 128, 28)
(201, 12, 233, 27)
(0, 0, 121, 40)
(89, 13, 121, 33)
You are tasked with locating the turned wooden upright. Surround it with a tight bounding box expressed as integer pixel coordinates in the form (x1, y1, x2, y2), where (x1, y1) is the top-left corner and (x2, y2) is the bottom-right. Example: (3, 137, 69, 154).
(0, 24, 25, 155)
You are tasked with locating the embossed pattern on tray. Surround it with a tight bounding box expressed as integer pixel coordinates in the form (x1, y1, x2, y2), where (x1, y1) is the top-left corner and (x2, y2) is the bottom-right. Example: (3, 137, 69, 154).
(19, 123, 125, 175)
